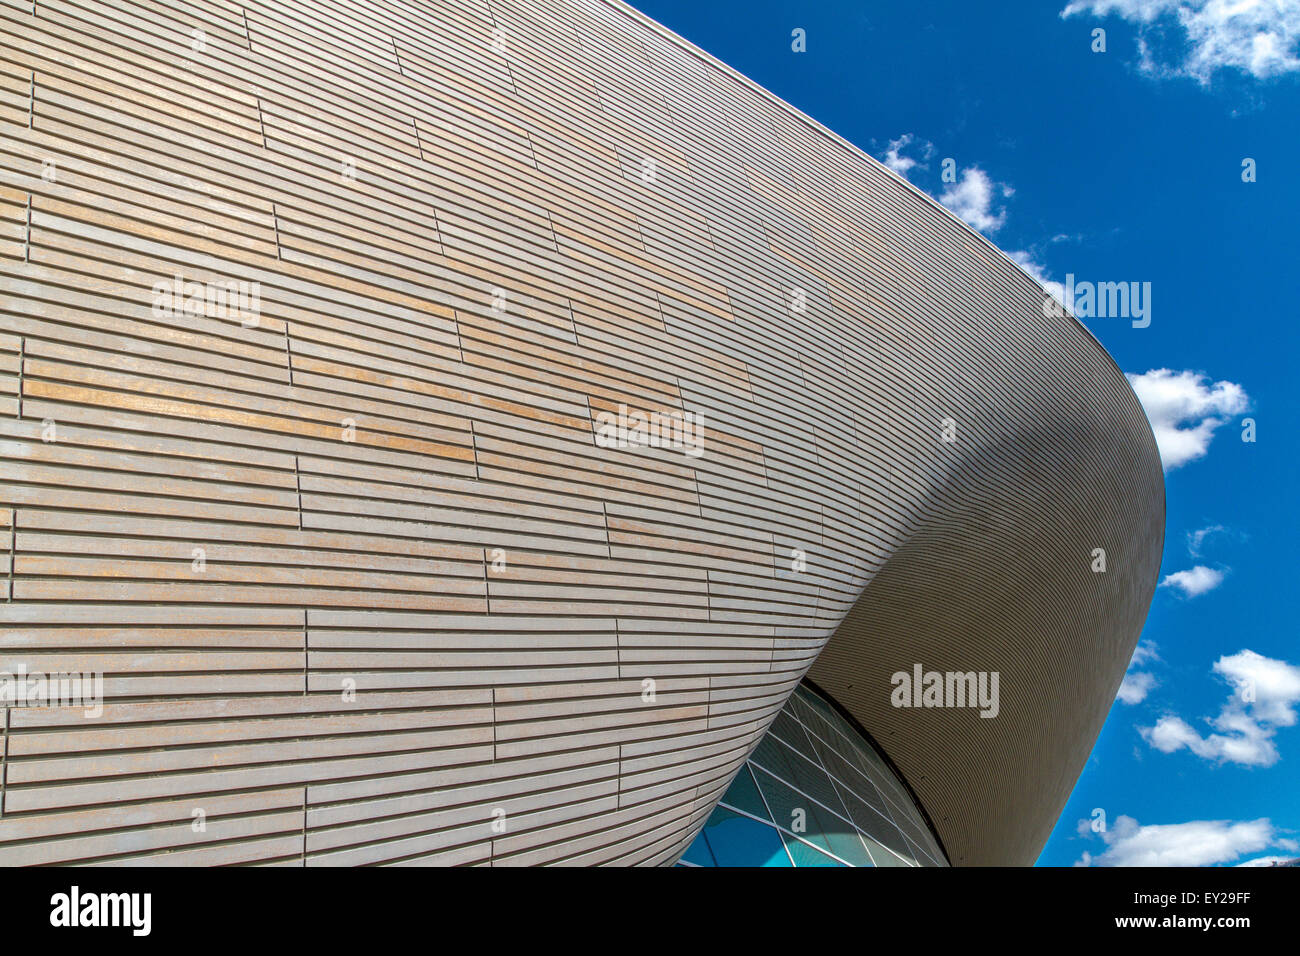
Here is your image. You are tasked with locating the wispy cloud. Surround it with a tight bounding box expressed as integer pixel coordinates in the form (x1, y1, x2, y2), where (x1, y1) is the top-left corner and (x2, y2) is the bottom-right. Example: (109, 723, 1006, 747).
(1062, 0, 1300, 84)
(1159, 564, 1226, 597)
(1076, 814, 1283, 866)
(1125, 369, 1249, 469)
(1187, 523, 1227, 557)
(1141, 649, 1300, 767)
(1131, 640, 1161, 668)
(873, 139, 1062, 300)
(879, 133, 932, 176)
(1118, 639, 1161, 705)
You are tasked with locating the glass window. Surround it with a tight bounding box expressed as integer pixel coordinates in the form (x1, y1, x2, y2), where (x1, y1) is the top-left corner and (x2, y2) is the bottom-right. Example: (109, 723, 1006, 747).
(722, 763, 773, 822)
(781, 832, 845, 867)
(681, 681, 946, 867)
(699, 805, 792, 867)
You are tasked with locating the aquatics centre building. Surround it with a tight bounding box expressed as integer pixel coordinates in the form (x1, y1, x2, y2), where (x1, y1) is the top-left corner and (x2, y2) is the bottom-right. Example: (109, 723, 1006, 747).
(0, 0, 1163, 866)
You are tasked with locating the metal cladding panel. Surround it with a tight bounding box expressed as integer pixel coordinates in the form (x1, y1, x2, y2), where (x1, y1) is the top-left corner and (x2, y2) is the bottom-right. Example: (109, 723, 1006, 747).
(0, 0, 1163, 865)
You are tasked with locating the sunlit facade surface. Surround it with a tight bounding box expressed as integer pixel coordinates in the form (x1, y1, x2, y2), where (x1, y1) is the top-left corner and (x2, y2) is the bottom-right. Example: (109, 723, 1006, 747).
(680, 683, 947, 867)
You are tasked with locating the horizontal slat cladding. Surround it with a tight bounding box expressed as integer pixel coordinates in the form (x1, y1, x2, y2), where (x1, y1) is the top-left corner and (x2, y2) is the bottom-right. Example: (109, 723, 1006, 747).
(0, 0, 1162, 866)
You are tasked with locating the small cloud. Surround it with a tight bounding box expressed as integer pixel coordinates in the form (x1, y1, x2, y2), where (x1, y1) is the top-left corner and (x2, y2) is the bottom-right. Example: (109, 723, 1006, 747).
(1118, 671, 1157, 705)
(1187, 524, 1226, 558)
(1159, 565, 1225, 598)
(1140, 650, 1300, 767)
(1061, 0, 1300, 84)
(1125, 369, 1249, 470)
(937, 166, 1012, 234)
(1130, 639, 1161, 668)
(878, 149, 1021, 240)
(878, 134, 933, 177)
(1117, 639, 1160, 705)
(1077, 814, 1282, 867)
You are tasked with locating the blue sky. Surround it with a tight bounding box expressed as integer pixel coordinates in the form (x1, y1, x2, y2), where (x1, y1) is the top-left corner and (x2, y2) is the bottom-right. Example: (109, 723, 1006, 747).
(633, 0, 1300, 866)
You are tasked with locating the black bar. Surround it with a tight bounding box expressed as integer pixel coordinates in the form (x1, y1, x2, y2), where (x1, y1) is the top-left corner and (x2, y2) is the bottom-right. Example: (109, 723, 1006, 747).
(0, 864, 1291, 943)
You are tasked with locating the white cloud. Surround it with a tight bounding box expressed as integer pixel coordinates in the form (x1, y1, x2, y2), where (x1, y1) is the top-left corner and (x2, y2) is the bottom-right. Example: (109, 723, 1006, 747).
(1117, 639, 1161, 704)
(1141, 649, 1300, 766)
(937, 167, 1013, 234)
(1220, 648, 1300, 726)
(1131, 639, 1161, 668)
(1160, 564, 1226, 597)
(874, 143, 1020, 240)
(1187, 524, 1226, 557)
(1077, 814, 1281, 866)
(1125, 368, 1249, 470)
(879, 134, 932, 177)
(1062, 0, 1300, 83)
(1118, 671, 1158, 704)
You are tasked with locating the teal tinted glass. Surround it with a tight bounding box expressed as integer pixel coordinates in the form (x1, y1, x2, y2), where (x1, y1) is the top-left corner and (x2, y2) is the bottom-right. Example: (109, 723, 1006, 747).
(782, 832, 845, 867)
(698, 805, 791, 867)
(679, 682, 946, 867)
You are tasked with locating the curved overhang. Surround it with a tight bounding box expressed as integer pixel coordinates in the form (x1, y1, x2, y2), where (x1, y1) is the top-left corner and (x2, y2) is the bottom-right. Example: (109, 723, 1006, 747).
(806, 287, 1165, 867)
(612, 0, 1168, 866)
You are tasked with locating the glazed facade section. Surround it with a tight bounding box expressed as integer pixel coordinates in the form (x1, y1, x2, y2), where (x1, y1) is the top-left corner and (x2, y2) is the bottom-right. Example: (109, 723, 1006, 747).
(0, 0, 1162, 866)
(681, 682, 945, 867)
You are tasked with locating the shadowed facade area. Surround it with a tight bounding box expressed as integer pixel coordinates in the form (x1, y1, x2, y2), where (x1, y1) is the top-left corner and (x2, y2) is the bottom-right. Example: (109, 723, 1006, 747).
(811, 415, 1164, 865)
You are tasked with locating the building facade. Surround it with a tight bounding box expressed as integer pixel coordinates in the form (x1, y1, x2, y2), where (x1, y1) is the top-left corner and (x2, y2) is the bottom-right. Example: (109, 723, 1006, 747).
(0, 0, 1162, 865)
